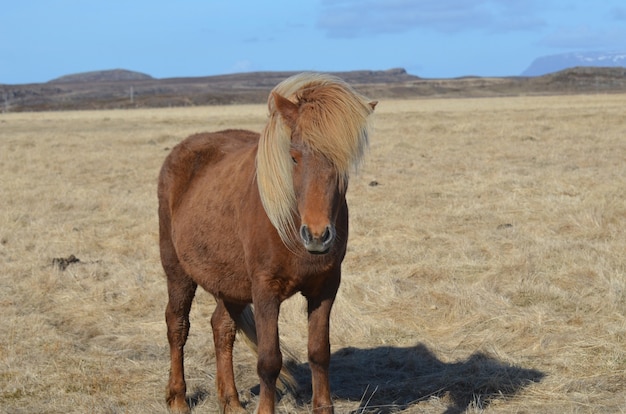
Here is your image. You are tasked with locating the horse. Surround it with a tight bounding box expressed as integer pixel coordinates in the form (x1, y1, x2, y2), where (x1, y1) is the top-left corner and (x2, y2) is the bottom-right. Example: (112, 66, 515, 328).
(158, 73, 376, 414)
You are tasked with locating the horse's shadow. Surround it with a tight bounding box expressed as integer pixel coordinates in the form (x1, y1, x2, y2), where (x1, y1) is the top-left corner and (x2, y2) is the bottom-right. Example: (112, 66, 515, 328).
(286, 343, 545, 413)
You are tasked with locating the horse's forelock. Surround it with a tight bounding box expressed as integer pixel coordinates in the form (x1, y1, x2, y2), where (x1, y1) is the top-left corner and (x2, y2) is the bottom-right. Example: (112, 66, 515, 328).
(296, 83, 371, 174)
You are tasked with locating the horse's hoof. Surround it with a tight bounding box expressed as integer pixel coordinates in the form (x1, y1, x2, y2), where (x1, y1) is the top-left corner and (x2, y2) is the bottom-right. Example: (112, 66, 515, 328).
(221, 404, 247, 414)
(167, 398, 191, 414)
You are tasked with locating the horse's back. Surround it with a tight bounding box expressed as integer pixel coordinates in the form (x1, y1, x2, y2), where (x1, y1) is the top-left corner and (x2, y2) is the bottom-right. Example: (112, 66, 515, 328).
(170, 129, 258, 159)
(158, 129, 258, 214)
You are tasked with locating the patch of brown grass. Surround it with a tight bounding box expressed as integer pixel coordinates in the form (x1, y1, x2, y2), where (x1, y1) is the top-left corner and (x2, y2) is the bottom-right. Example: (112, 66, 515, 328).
(1, 95, 624, 413)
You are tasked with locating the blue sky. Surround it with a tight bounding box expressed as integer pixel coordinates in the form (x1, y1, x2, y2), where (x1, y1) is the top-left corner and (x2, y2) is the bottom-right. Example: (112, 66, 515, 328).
(2, 0, 625, 84)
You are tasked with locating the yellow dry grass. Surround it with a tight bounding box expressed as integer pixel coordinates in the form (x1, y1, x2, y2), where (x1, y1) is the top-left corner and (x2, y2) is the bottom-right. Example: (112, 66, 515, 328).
(1, 94, 625, 413)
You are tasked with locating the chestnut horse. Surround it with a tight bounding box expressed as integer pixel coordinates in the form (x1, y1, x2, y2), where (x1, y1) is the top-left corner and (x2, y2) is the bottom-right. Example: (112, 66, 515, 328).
(158, 73, 376, 414)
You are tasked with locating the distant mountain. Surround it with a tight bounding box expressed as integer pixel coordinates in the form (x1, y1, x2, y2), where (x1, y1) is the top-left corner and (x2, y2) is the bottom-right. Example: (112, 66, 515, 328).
(49, 69, 153, 83)
(522, 51, 626, 76)
(4, 67, 626, 112)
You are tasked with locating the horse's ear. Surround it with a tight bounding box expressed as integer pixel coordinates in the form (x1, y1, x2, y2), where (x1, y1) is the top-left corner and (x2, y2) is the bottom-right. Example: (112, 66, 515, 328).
(368, 101, 378, 112)
(272, 92, 299, 130)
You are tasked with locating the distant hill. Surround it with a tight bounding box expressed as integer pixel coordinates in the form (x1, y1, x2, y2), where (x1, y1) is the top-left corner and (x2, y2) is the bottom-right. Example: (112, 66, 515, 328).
(3, 67, 626, 112)
(49, 69, 153, 83)
(522, 51, 626, 76)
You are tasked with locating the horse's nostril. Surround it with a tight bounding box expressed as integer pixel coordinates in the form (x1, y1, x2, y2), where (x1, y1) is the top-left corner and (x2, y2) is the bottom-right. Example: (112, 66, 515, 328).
(300, 225, 313, 243)
(322, 226, 333, 244)
(300, 224, 335, 252)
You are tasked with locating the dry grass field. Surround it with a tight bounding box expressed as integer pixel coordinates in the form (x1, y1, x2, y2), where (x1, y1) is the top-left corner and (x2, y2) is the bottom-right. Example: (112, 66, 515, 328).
(1, 94, 625, 413)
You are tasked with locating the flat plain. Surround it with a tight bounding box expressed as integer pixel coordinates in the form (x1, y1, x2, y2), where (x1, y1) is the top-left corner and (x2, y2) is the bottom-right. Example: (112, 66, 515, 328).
(1, 94, 625, 413)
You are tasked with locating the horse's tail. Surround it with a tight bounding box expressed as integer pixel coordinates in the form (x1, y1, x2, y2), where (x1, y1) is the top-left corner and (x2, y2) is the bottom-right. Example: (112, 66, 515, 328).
(235, 304, 299, 394)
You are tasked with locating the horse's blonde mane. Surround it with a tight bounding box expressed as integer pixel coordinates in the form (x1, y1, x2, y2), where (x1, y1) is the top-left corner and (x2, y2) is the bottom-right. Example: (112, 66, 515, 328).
(256, 73, 374, 248)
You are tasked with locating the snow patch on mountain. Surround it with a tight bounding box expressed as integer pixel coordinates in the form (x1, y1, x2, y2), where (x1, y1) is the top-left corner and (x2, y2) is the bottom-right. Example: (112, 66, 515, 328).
(522, 52, 626, 77)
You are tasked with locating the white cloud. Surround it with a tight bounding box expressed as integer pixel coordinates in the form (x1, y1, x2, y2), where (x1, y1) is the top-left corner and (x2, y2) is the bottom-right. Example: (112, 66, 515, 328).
(232, 60, 254, 72)
(539, 26, 626, 50)
(611, 7, 626, 21)
(317, 0, 544, 37)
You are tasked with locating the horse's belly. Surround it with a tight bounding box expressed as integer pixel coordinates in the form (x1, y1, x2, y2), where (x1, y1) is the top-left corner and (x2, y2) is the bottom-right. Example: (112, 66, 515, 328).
(196, 265, 253, 304)
(172, 205, 253, 304)
(174, 233, 253, 302)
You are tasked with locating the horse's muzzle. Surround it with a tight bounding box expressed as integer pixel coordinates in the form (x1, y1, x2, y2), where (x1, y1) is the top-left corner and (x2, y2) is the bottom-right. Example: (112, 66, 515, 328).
(300, 224, 335, 254)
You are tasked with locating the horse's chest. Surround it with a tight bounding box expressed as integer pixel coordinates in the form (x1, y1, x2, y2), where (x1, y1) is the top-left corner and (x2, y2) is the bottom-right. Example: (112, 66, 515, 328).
(285, 259, 340, 297)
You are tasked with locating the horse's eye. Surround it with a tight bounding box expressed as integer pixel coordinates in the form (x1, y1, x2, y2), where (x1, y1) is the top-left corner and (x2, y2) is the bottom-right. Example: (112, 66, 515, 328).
(290, 149, 300, 165)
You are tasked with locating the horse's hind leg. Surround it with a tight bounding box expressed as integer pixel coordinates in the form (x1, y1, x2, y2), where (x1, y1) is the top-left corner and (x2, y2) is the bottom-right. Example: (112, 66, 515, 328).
(211, 300, 246, 414)
(164, 266, 197, 414)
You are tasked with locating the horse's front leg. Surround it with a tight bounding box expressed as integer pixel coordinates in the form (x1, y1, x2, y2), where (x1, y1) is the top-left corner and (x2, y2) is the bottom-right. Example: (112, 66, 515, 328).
(252, 294, 282, 414)
(306, 280, 339, 414)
